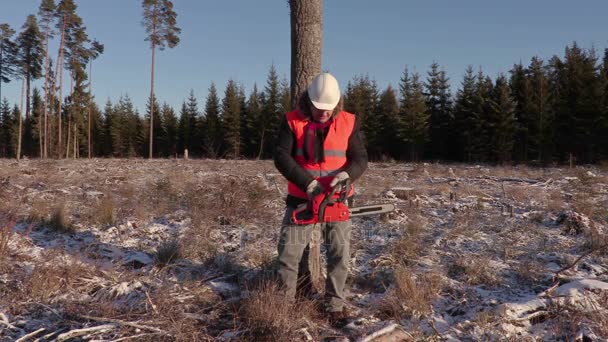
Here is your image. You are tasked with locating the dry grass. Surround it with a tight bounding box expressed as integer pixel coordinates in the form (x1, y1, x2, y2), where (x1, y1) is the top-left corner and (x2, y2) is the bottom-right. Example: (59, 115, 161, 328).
(239, 280, 318, 341)
(155, 238, 182, 267)
(0, 218, 14, 265)
(145, 282, 219, 340)
(180, 217, 219, 262)
(514, 258, 546, 285)
(448, 256, 502, 287)
(28, 252, 95, 303)
(46, 201, 75, 233)
(389, 215, 425, 265)
(93, 194, 116, 226)
(378, 266, 443, 319)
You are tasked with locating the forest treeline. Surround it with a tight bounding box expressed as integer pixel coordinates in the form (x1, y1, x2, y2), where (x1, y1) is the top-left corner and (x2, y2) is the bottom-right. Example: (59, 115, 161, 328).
(1, 1, 607, 164)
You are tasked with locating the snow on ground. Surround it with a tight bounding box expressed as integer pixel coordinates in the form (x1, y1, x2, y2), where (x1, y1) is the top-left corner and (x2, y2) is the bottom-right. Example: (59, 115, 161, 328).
(0, 159, 607, 341)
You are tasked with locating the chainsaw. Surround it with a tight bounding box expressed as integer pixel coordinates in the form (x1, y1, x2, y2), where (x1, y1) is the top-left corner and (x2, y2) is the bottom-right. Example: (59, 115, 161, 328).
(291, 179, 395, 225)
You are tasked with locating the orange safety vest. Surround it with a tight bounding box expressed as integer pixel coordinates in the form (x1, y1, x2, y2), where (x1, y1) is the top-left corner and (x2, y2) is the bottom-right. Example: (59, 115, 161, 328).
(286, 109, 356, 199)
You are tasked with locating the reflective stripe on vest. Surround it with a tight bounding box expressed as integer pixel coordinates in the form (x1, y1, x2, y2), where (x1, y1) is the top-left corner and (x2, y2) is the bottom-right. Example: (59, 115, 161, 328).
(285, 110, 356, 199)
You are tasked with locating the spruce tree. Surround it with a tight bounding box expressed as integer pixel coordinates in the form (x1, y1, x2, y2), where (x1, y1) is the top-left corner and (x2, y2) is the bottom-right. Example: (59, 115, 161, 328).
(509, 62, 531, 162)
(345, 75, 380, 159)
(221, 79, 242, 159)
(425, 62, 452, 160)
(0, 98, 15, 157)
(401, 70, 429, 161)
(527, 56, 552, 163)
(102, 99, 114, 156)
(244, 83, 262, 158)
(376, 85, 400, 159)
(23, 87, 43, 157)
(490, 75, 516, 163)
(452, 66, 477, 161)
(600, 49, 608, 158)
(186, 90, 200, 155)
(143, 94, 162, 157)
(177, 101, 188, 156)
(202, 82, 221, 157)
(260, 64, 282, 158)
(161, 102, 177, 157)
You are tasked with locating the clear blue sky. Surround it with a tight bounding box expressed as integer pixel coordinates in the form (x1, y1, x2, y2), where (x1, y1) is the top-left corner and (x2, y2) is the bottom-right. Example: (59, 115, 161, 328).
(1, 0, 607, 114)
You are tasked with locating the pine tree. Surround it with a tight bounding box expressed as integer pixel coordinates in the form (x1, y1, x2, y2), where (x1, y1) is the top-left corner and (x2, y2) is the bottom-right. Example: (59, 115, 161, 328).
(38, 0, 56, 158)
(16, 15, 44, 122)
(53, 0, 78, 156)
(142, 0, 181, 158)
(0, 24, 18, 104)
(221, 79, 241, 159)
(63, 8, 94, 158)
(202, 82, 221, 157)
(509, 62, 531, 162)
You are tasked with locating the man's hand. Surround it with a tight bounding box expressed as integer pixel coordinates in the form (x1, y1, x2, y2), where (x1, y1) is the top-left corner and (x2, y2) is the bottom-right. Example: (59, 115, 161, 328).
(329, 171, 350, 190)
(306, 179, 325, 199)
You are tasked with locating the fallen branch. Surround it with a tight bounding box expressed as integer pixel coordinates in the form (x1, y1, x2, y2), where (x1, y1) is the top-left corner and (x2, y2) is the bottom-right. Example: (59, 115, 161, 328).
(554, 241, 608, 279)
(81, 315, 169, 335)
(15, 328, 46, 342)
(0, 318, 18, 331)
(356, 323, 411, 342)
(109, 332, 164, 342)
(57, 324, 117, 342)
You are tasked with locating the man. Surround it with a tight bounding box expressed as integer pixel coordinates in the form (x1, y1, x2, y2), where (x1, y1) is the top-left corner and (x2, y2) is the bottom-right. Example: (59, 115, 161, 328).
(273, 72, 368, 326)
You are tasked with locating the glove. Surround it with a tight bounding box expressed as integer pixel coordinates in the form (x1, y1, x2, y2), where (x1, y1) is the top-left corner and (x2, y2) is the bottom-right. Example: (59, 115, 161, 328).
(329, 171, 350, 190)
(306, 179, 324, 199)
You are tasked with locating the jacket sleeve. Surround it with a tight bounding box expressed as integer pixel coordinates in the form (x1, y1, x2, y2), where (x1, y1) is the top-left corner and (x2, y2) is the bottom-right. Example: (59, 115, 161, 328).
(273, 118, 315, 190)
(344, 116, 368, 181)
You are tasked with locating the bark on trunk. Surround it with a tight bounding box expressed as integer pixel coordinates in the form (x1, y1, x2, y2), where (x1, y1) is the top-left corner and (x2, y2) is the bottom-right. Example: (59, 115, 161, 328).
(43, 32, 50, 158)
(149, 40, 155, 159)
(55, 17, 66, 158)
(17, 78, 25, 160)
(289, 0, 323, 109)
(290, 0, 324, 291)
(88, 61, 92, 158)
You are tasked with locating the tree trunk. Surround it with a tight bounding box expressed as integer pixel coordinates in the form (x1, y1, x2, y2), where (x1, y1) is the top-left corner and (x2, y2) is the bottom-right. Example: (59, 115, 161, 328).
(289, 0, 323, 109)
(43, 31, 50, 159)
(17, 77, 24, 160)
(26, 71, 31, 121)
(88, 60, 92, 158)
(149, 39, 156, 159)
(55, 17, 66, 158)
(289, 0, 324, 292)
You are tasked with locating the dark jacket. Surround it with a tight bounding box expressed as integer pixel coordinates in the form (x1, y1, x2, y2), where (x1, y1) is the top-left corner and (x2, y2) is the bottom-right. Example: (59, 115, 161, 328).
(273, 112, 368, 206)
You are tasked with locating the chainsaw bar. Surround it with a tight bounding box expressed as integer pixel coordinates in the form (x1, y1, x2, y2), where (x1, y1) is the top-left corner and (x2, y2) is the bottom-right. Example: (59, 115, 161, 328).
(349, 203, 395, 217)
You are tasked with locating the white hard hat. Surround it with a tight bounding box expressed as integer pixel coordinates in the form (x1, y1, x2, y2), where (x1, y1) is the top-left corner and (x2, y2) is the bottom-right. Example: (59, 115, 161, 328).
(307, 73, 341, 110)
